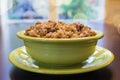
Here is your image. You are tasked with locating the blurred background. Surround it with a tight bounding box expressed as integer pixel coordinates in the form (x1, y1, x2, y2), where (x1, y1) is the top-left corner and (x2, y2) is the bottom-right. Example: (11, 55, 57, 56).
(0, 0, 120, 80)
(7, 0, 104, 20)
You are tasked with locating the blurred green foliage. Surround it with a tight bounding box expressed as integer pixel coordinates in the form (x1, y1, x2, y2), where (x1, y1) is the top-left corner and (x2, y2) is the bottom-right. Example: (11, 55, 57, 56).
(59, 0, 98, 20)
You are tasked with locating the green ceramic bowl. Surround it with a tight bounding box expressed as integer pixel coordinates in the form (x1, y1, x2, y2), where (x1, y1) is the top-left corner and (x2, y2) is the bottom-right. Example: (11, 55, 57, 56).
(17, 30, 104, 67)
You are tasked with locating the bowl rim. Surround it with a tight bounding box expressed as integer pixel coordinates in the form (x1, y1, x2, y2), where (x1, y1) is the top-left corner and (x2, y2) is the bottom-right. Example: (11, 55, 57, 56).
(17, 30, 104, 42)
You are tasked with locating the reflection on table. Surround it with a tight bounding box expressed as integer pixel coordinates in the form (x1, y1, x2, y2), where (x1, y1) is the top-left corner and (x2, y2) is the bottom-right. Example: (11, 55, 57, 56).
(10, 66, 112, 80)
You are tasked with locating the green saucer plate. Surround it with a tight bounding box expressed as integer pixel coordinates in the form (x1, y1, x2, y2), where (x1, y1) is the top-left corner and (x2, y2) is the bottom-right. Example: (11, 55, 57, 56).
(9, 46, 114, 75)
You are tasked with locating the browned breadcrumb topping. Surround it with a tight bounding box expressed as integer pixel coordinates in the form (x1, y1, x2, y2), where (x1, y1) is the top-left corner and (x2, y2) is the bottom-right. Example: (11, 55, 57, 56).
(24, 20, 96, 38)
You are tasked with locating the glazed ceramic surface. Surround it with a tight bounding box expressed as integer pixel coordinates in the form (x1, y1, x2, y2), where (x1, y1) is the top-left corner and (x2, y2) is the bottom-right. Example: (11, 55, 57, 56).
(9, 46, 114, 74)
(17, 30, 104, 66)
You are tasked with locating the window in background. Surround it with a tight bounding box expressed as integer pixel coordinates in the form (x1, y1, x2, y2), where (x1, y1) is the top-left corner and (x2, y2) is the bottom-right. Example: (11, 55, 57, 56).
(8, 0, 49, 19)
(58, 0, 105, 20)
(7, 0, 105, 20)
